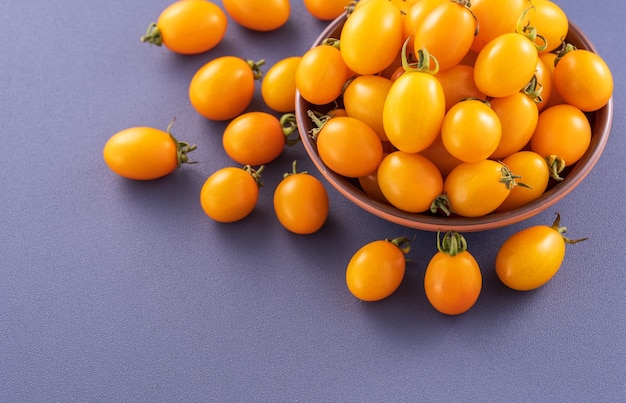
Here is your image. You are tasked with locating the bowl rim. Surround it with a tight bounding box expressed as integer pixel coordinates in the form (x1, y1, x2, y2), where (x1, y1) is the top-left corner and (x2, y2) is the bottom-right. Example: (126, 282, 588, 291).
(296, 15, 614, 232)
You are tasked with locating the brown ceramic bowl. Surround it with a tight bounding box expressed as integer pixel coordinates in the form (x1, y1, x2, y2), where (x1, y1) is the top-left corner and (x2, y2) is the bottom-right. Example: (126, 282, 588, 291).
(296, 14, 613, 232)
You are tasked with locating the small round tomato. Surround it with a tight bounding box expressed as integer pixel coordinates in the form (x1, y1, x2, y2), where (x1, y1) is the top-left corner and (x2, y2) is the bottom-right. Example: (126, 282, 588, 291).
(419, 135, 462, 177)
(222, 112, 297, 166)
(553, 48, 614, 112)
(424, 231, 482, 315)
(474, 32, 539, 98)
(377, 151, 443, 213)
(470, 0, 528, 53)
(496, 151, 550, 212)
(296, 43, 350, 106)
(527, 0, 568, 54)
(261, 56, 301, 113)
(346, 237, 410, 302)
(141, 0, 227, 55)
(343, 75, 393, 141)
(442, 160, 521, 217)
(340, 0, 404, 75)
(435, 64, 486, 112)
(530, 104, 591, 167)
(189, 56, 263, 121)
(403, 0, 448, 39)
(383, 67, 446, 153)
(496, 213, 587, 291)
(413, 0, 477, 72)
(103, 120, 196, 180)
(200, 165, 263, 223)
(304, 0, 352, 20)
(273, 161, 329, 234)
(441, 99, 502, 163)
(314, 115, 383, 178)
(222, 0, 289, 31)
(489, 92, 538, 159)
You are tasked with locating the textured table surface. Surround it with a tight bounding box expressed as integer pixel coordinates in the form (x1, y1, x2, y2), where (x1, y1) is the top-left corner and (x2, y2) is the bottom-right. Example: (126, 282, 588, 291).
(1, 1, 624, 401)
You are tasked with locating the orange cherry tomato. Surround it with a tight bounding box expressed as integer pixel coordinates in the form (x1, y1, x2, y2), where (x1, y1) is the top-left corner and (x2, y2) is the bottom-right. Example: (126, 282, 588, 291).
(141, 0, 227, 55)
(304, 0, 352, 20)
(526, 0, 569, 54)
(443, 160, 520, 217)
(103, 121, 196, 180)
(533, 56, 553, 111)
(200, 165, 263, 223)
(340, 0, 404, 75)
(315, 116, 383, 178)
(441, 99, 501, 163)
(273, 161, 329, 234)
(296, 43, 350, 105)
(424, 231, 482, 315)
(435, 64, 486, 112)
(530, 104, 591, 167)
(496, 151, 550, 212)
(222, 0, 290, 31)
(343, 75, 393, 141)
(222, 112, 296, 166)
(489, 92, 538, 160)
(473, 32, 539, 98)
(553, 48, 614, 112)
(403, 0, 448, 39)
(470, 0, 528, 53)
(413, 0, 477, 71)
(189, 56, 263, 121)
(377, 151, 443, 213)
(261, 56, 301, 113)
(346, 237, 410, 302)
(419, 135, 462, 178)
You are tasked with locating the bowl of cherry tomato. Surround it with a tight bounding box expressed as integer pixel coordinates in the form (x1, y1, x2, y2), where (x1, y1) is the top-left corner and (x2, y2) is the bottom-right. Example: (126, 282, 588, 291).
(295, 3, 613, 232)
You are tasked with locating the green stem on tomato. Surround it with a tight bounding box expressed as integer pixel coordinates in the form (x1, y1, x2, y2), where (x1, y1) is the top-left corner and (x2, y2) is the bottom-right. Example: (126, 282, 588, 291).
(386, 236, 412, 255)
(545, 155, 566, 181)
(280, 113, 300, 146)
(243, 164, 265, 188)
(516, 7, 548, 52)
(140, 22, 162, 46)
(165, 117, 197, 166)
(522, 75, 544, 104)
(247, 59, 265, 80)
(283, 160, 308, 179)
(551, 213, 588, 244)
(436, 231, 468, 257)
(401, 37, 440, 75)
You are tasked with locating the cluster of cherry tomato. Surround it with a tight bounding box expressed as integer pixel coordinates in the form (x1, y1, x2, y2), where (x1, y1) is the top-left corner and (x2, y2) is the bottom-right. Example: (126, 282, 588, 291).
(299, 0, 613, 218)
(101, 0, 606, 316)
(347, 213, 587, 315)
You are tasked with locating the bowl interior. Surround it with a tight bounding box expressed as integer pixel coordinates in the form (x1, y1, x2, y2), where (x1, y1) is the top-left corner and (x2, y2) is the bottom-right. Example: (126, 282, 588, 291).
(296, 15, 613, 232)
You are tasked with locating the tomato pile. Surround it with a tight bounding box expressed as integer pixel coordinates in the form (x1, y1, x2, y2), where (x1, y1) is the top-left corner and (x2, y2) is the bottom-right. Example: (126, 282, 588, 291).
(102, 0, 608, 315)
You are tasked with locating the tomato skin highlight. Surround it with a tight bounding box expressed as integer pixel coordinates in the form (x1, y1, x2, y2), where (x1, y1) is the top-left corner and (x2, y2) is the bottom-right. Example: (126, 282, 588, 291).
(189, 56, 257, 121)
(296, 44, 350, 106)
(222, 0, 290, 31)
(143, 0, 228, 55)
(340, 0, 404, 75)
(262, 57, 301, 113)
(383, 71, 446, 153)
(200, 167, 260, 223)
(222, 112, 286, 166)
(103, 126, 192, 180)
(273, 170, 329, 234)
(346, 239, 407, 302)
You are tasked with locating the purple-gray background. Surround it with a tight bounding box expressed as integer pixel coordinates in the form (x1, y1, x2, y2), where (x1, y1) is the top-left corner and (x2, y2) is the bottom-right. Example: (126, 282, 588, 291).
(1, 1, 624, 401)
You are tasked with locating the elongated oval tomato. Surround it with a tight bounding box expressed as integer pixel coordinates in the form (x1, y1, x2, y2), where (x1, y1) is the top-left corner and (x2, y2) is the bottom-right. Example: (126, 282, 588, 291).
(189, 56, 261, 121)
(527, 0, 568, 54)
(262, 56, 301, 113)
(304, 0, 352, 20)
(413, 1, 477, 71)
(496, 151, 549, 212)
(273, 163, 329, 234)
(222, 0, 289, 31)
(496, 214, 586, 291)
(383, 71, 446, 153)
(340, 0, 404, 75)
(316, 116, 383, 178)
(103, 124, 196, 180)
(530, 104, 591, 166)
(424, 232, 482, 315)
(377, 151, 443, 213)
(443, 160, 517, 217)
(403, 0, 448, 39)
(441, 99, 501, 163)
(489, 92, 538, 159)
(474, 32, 539, 98)
(296, 44, 350, 105)
(222, 112, 288, 166)
(200, 166, 262, 223)
(141, 0, 227, 55)
(343, 75, 393, 141)
(346, 238, 409, 302)
(553, 49, 614, 112)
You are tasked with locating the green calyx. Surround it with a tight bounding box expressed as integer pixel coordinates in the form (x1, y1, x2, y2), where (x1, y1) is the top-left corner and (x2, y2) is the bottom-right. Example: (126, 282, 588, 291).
(243, 164, 265, 188)
(516, 7, 548, 52)
(386, 236, 412, 255)
(321, 38, 341, 50)
(522, 75, 544, 104)
(307, 110, 331, 140)
(431, 194, 452, 217)
(499, 163, 531, 191)
(545, 155, 566, 181)
(283, 160, 308, 179)
(247, 59, 266, 80)
(165, 118, 197, 167)
(140, 22, 162, 46)
(280, 113, 300, 147)
(436, 231, 467, 257)
(551, 213, 588, 244)
(401, 38, 440, 75)
(554, 41, 578, 65)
